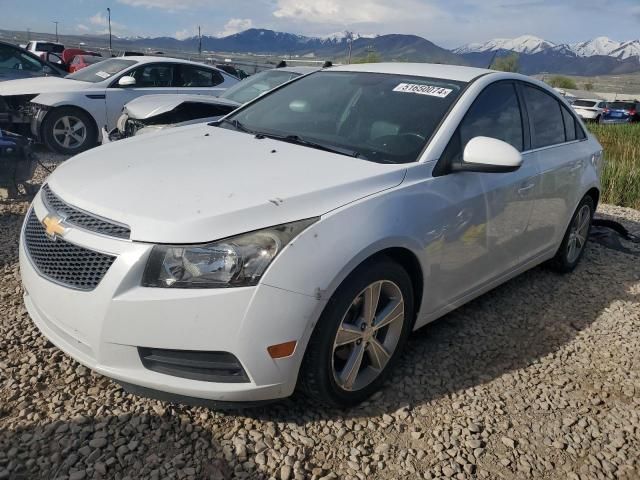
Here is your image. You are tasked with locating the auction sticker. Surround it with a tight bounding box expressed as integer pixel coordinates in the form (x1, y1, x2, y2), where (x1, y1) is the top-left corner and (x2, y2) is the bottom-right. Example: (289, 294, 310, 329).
(393, 83, 453, 98)
(95, 71, 111, 79)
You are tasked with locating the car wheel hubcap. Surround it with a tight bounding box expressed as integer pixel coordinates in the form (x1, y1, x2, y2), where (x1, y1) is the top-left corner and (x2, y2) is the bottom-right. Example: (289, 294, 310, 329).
(332, 280, 405, 392)
(52, 115, 87, 149)
(567, 204, 591, 263)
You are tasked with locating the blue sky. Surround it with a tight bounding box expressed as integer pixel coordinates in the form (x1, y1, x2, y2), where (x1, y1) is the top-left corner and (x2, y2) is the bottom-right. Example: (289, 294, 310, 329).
(0, 0, 638, 48)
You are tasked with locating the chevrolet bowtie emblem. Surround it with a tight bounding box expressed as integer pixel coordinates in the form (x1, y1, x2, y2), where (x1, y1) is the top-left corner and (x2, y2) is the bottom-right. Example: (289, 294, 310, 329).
(42, 215, 67, 240)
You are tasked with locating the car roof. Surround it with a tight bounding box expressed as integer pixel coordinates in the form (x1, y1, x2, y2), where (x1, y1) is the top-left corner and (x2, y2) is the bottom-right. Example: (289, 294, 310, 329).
(124, 56, 223, 68)
(277, 66, 320, 75)
(574, 98, 603, 102)
(329, 62, 495, 82)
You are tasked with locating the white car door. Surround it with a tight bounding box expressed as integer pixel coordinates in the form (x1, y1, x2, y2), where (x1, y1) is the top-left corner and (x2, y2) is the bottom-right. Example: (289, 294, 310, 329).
(104, 62, 178, 130)
(423, 81, 539, 314)
(519, 83, 589, 258)
(174, 64, 235, 97)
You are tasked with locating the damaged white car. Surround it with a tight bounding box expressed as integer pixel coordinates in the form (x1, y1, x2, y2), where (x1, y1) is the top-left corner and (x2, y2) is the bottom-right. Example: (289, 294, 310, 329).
(107, 66, 317, 141)
(0, 56, 237, 154)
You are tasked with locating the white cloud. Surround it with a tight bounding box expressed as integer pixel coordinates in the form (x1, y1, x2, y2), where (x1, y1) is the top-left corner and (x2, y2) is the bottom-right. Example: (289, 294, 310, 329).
(174, 29, 193, 40)
(88, 11, 128, 35)
(77, 24, 89, 32)
(218, 18, 253, 37)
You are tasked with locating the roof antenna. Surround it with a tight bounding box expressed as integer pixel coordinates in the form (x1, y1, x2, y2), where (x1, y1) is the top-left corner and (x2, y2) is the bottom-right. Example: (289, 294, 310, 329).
(322, 61, 333, 68)
(276, 60, 287, 68)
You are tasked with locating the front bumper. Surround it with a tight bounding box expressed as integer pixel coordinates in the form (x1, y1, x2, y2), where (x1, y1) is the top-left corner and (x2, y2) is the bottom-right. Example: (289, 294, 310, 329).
(20, 193, 322, 403)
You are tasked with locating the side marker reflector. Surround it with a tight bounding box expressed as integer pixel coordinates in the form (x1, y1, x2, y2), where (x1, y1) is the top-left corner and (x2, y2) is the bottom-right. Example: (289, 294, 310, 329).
(267, 341, 297, 359)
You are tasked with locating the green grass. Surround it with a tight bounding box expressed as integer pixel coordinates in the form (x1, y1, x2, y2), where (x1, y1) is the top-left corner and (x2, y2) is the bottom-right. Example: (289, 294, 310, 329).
(587, 123, 640, 210)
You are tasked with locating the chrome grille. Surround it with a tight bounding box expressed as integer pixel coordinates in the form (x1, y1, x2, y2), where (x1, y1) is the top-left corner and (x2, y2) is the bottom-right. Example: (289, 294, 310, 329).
(41, 184, 131, 239)
(24, 211, 116, 291)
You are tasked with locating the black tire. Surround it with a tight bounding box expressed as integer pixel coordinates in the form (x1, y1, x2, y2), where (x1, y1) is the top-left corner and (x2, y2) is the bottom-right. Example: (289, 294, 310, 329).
(547, 195, 595, 273)
(299, 257, 414, 408)
(42, 106, 98, 155)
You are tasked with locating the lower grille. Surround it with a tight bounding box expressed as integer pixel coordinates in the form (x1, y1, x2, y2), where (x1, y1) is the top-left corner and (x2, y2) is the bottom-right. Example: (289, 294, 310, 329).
(23, 211, 116, 291)
(138, 347, 249, 383)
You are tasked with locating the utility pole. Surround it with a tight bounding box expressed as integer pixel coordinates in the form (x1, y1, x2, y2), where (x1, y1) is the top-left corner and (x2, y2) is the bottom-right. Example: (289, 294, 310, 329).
(52, 21, 59, 42)
(107, 8, 112, 54)
(198, 25, 202, 57)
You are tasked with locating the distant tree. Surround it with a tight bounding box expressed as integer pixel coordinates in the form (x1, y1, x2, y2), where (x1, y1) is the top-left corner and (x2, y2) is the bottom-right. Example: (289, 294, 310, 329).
(583, 82, 594, 91)
(352, 51, 382, 64)
(547, 75, 577, 89)
(491, 53, 519, 73)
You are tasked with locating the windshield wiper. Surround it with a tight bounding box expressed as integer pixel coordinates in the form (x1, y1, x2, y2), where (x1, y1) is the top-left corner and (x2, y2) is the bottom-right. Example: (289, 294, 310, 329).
(254, 132, 363, 159)
(217, 118, 256, 135)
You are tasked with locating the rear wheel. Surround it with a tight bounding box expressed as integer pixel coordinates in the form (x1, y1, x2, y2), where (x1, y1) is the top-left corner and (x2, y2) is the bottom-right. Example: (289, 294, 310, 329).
(299, 258, 414, 407)
(42, 107, 97, 155)
(547, 196, 594, 273)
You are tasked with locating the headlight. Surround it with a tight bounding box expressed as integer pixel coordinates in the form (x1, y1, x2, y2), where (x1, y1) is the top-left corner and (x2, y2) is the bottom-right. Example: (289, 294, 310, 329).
(142, 218, 318, 288)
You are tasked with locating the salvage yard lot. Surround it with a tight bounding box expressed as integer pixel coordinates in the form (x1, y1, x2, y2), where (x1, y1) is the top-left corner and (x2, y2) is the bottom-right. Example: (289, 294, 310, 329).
(0, 152, 638, 479)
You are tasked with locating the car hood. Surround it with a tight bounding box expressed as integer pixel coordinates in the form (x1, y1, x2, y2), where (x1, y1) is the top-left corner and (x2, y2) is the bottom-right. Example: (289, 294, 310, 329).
(124, 94, 241, 120)
(0, 76, 91, 96)
(48, 125, 407, 243)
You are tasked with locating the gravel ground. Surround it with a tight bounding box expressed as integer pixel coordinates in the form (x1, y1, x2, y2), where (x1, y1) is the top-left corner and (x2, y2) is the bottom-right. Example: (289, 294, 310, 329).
(1, 150, 639, 480)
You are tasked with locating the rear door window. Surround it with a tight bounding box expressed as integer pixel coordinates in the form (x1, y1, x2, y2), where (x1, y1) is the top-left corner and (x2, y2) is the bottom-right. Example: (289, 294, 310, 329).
(522, 85, 565, 149)
(176, 65, 224, 87)
(561, 105, 577, 142)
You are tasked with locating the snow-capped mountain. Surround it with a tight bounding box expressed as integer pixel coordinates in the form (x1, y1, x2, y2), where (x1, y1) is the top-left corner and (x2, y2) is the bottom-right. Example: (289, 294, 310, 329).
(455, 35, 640, 62)
(453, 35, 556, 55)
(567, 37, 621, 57)
(610, 40, 640, 60)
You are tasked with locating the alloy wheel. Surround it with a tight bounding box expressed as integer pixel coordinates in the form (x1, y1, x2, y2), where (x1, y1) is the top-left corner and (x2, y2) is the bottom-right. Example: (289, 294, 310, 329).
(52, 115, 87, 150)
(331, 280, 405, 392)
(566, 204, 591, 263)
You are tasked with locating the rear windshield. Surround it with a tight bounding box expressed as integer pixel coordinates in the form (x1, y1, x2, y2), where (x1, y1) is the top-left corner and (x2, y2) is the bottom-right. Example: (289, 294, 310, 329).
(225, 71, 466, 164)
(66, 58, 135, 83)
(36, 43, 64, 54)
(573, 100, 597, 107)
(607, 102, 635, 110)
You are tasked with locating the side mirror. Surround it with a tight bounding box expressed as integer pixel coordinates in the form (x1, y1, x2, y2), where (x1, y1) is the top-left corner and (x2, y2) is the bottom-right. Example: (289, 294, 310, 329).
(453, 136, 522, 173)
(118, 76, 136, 87)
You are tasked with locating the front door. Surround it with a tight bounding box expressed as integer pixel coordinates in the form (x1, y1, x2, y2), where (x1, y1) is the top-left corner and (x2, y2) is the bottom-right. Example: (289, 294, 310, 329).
(422, 81, 538, 316)
(105, 63, 178, 130)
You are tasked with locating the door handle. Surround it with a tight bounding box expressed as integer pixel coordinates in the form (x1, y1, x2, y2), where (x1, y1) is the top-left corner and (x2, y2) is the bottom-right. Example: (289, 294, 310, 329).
(517, 183, 535, 195)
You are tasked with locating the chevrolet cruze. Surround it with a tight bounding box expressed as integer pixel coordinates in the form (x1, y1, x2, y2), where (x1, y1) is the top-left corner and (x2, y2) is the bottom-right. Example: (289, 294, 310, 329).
(20, 63, 603, 407)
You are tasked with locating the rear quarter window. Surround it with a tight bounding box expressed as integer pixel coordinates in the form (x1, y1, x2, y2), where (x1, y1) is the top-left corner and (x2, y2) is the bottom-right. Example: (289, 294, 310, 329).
(522, 85, 565, 149)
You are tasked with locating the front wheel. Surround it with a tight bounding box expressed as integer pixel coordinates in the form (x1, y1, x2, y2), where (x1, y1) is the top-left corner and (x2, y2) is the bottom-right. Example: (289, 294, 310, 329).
(299, 258, 414, 407)
(42, 107, 98, 155)
(547, 196, 594, 273)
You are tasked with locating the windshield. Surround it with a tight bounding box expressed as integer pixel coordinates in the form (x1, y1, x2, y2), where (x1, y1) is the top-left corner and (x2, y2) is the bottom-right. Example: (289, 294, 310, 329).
(573, 100, 597, 107)
(225, 71, 466, 164)
(37, 43, 64, 54)
(66, 58, 135, 83)
(221, 69, 302, 104)
(607, 102, 635, 110)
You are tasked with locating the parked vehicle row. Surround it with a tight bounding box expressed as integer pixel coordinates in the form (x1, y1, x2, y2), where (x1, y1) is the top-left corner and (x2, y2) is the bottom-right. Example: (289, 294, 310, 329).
(19, 63, 603, 407)
(572, 97, 639, 124)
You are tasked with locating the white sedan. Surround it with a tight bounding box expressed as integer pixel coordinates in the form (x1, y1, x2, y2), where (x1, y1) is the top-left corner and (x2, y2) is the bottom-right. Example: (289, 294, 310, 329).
(0, 56, 238, 153)
(20, 63, 602, 407)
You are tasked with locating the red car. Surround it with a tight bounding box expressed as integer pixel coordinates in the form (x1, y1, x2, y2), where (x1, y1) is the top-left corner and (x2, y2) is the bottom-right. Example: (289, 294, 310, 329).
(68, 54, 104, 73)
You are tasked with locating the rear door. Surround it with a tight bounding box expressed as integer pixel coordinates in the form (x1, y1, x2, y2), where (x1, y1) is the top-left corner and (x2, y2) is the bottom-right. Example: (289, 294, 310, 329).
(519, 82, 590, 257)
(174, 65, 236, 96)
(105, 62, 178, 130)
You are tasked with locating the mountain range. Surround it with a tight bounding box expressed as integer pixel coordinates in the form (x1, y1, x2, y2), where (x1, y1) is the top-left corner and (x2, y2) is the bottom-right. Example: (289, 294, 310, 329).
(124, 29, 639, 76)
